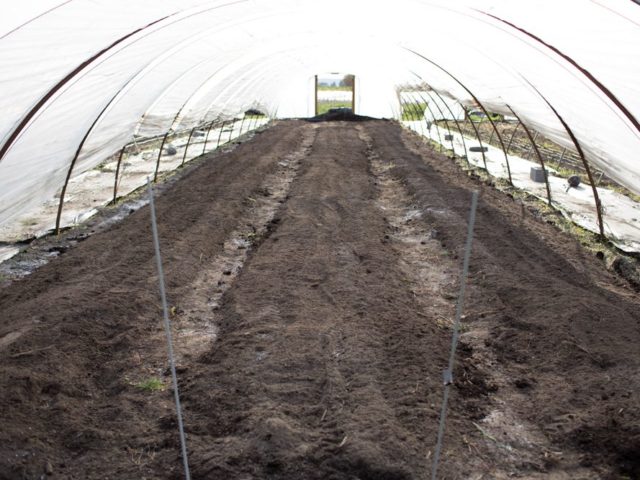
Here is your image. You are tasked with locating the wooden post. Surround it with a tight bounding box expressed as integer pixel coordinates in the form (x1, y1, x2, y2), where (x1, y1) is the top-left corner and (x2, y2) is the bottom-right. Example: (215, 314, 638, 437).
(239, 114, 247, 136)
(113, 145, 126, 203)
(351, 75, 356, 113)
(216, 121, 226, 147)
(153, 132, 170, 182)
(314, 75, 319, 116)
(182, 127, 196, 166)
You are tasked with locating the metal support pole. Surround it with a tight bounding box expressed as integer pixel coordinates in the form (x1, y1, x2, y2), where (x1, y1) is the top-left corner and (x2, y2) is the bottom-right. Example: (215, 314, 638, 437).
(524, 83, 605, 237)
(507, 107, 552, 206)
(0, 16, 171, 165)
(182, 127, 196, 166)
(422, 90, 455, 156)
(481, 11, 640, 137)
(524, 131, 539, 161)
(147, 178, 192, 480)
(505, 121, 522, 155)
(428, 88, 469, 166)
(558, 148, 567, 168)
(202, 121, 215, 156)
(403, 99, 417, 134)
(405, 50, 512, 184)
(482, 113, 512, 184)
(55, 81, 138, 234)
(239, 114, 247, 136)
(154, 132, 170, 182)
(227, 120, 234, 144)
(487, 124, 496, 145)
(400, 98, 409, 123)
(48, 16, 197, 224)
(419, 97, 443, 151)
(416, 99, 428, 138)
(407, 97, 430, 145)
(402, 98, 418, 133)
(112, 145, 127, 203)
(431, 190, 479, 480)
(462, 106, 490, 175)
(216, 120, 226, 147)
(420, 96, 443, 153)
(54, 146, 86, 234)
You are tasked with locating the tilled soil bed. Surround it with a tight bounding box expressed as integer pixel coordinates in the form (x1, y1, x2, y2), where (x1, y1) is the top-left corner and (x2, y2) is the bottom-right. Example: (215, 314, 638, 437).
(0, 119, 638, 479)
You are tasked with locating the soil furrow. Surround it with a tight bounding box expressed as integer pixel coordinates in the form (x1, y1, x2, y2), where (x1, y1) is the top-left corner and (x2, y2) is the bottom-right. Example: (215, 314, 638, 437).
(173, 124, 318, 360)
(362, 122, 605, 478)
(181, 122, 454, 479)
(0, 120, 310, 479)
(367, 121, 640, 479)
(0, 119, 637, 480)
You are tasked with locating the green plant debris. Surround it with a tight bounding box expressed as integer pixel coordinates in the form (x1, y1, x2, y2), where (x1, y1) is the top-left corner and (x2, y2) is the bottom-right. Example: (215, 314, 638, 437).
(134, 377, 165, 392)
(401, 102, 428, 121)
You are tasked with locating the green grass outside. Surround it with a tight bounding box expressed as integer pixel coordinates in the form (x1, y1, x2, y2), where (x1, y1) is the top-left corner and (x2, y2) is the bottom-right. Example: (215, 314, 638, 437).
(317, 85, 353, 91)
(401, 102, 428, 121)
(317, 100, 353, 115)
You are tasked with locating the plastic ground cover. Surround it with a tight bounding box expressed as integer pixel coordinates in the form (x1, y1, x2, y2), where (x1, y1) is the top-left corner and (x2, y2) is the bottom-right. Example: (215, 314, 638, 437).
(404, 119, 640, 253)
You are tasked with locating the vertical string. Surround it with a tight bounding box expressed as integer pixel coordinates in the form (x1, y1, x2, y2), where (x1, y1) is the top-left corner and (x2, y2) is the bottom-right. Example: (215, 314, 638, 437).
(431, 190, 479, 480)
(147, 178, 191, 480)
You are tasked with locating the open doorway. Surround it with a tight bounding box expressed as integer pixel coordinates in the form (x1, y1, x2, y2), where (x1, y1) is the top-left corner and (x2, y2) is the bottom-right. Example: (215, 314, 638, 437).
(314, 73, 355, 116)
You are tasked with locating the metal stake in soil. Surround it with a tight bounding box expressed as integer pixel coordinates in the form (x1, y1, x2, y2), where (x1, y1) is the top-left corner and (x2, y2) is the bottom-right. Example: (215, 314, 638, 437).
(147, 178, 191, 480)
(431, 190, 479, 480)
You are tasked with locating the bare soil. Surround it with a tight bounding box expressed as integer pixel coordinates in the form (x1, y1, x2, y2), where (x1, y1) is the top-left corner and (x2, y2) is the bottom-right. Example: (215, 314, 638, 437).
(0, 119, 638, 480)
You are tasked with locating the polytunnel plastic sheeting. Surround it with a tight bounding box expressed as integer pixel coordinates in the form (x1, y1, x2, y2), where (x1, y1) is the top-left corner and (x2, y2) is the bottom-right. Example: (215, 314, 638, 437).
(176, 41, 413, 124)
(0, 0, 639, 230)
(0, 0, 209, 140)
(0, 3, 270, 223)
(402, 16, 640, 193)
(420, 94, 466, 122)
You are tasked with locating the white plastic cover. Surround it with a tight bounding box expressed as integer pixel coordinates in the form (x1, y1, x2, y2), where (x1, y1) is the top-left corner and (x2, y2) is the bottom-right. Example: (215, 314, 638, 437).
(0, 0, 639, 229)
